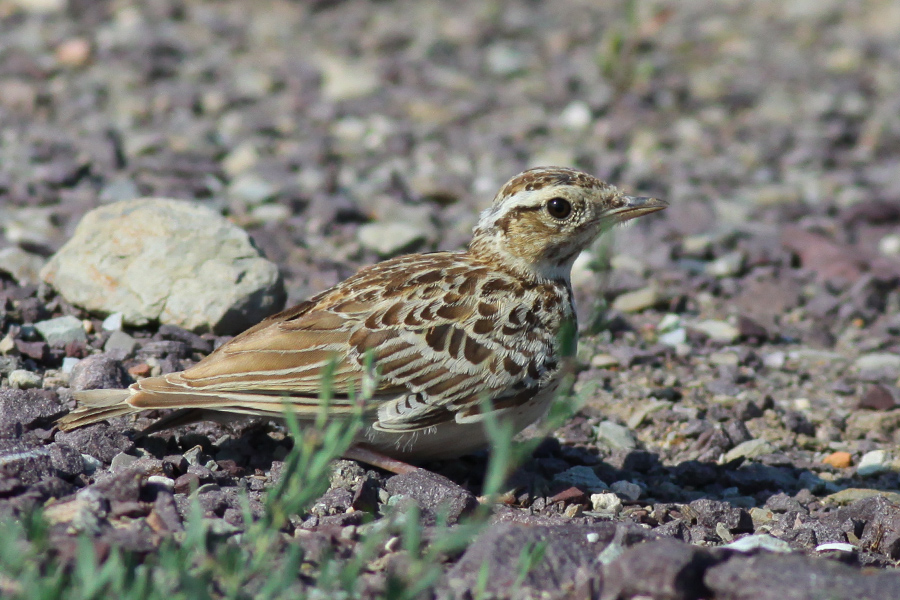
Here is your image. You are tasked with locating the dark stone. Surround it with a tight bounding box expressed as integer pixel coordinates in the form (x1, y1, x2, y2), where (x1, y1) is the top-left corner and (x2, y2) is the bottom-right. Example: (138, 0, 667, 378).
(858, 384, 899, 411)
(173, 473, 201, 494)
(384, 469, 477, 525)
(687, 499, 753, 531)
(0, 439, 55, 493)
(47, 442, 86, 479)
(310, 487, 354, 517)
(196, 487, 228, 516)
(15, 340, 48, 361)
(69, 354, 132, 391)
(783, 411, 816, 436)
(600, 539, 719, 600)
(704, 553, 900, 600)
(653, 519, 691, 542)
(672, 460, 719, 487)
(723, 419, 753, 446)
(445, 522, 654, 600)
(137, 340, 191, 360)
(765, 492, 807, 514)
(150, 488, 183, 533)
(0, 388, 67, 436)
(55, 423, 134, 463)
(724, 463, 797, 493)
(737, 315, 768, 342)
(835, 496, 900, 560)
(155, 324, 214, 354)
(351, 472, 381, 514)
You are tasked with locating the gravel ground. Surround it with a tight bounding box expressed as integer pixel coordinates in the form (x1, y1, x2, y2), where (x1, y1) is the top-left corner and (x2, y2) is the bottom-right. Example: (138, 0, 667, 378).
(2, 0, 900, 598)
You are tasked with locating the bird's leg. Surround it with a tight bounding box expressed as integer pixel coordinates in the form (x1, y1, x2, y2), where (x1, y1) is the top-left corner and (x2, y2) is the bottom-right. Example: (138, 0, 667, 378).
(343, 444, 419, 474)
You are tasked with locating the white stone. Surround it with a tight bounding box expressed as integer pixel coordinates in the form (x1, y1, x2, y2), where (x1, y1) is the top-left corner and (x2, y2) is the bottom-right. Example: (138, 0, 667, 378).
(857, 450, 891, 477)
(692, 320, 740, 343)
(590, 492, 622, 514)
(611, 285, 658, 313)
(658, 328, 687, 346)
(724, 534, 792, 553)
(657, 313, 682, 332)
(559, 101, 592, 130)
(705, 251, 744, 277)
(61, 357, 81, 374)
(102, 312, 124, 331)
(878, 233, 900, 257)
(8, 369, 41, 389)
(855, 353, 900, 371)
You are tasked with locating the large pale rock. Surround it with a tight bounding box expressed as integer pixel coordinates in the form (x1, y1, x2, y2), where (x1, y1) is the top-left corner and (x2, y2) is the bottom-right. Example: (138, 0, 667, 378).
(41, 199, 285, 334)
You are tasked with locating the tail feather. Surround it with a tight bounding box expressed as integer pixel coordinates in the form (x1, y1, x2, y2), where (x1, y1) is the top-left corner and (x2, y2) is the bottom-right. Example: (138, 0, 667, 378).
(57, 389, 137, 431)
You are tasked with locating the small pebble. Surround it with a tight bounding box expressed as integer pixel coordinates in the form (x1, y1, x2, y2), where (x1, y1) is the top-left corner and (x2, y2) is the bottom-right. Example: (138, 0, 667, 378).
(611, 285, 658, 313)
(9, 369, 42, 389)
(857, 450, 891, 477)
(724, 534, 792, 553)
(692, 320, 740, 343)
(822, 451, 852, 469)
(102, 312, 124, 331)
(590, 492, 623, 514)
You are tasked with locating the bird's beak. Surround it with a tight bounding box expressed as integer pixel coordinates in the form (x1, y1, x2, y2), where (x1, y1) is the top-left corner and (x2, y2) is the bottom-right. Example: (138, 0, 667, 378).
(609, 195, 668, 224)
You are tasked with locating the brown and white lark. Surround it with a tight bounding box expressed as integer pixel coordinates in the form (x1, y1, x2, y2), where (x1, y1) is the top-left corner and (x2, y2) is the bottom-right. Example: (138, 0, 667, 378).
(58, 167, 667, 470)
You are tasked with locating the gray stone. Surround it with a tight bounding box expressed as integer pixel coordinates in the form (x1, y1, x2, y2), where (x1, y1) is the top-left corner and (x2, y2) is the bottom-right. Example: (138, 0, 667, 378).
(0, 388, 67, 434)
(104, 330, 138, 356)
(595, 421, 638, 450)
(723, 439, 775, 462)
(0, 247, 45, 285)
(69, 354, 131, 391)
(610, 480, 642, 501)
(357, 221, 430, 257)
(41, 199, 286, 335)
(553, 466, 608, 493)
(601, 539, 717, 600)
(704, 553, 900, 600)
(447, 522, 653, 599)
(34, 315, 87, 346)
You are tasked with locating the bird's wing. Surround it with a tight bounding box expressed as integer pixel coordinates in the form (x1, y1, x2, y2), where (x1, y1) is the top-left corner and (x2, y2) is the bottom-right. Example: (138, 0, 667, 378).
(127, 253, 567, 431)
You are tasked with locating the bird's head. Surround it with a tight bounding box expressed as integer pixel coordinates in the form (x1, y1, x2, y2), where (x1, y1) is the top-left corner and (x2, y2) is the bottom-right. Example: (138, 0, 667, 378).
(469, 167, 667, 281)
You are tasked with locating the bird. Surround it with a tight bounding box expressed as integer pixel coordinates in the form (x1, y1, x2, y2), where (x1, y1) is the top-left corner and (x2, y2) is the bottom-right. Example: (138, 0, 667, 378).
(57, 167, 667, 473)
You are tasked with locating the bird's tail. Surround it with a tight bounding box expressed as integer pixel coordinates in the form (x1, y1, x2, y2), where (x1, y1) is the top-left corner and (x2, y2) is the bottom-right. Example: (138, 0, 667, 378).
(56, 388, 137, 431)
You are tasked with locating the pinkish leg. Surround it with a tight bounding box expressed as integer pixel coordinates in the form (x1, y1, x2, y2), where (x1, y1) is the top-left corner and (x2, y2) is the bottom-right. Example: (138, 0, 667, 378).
(343, 444, 419, 474)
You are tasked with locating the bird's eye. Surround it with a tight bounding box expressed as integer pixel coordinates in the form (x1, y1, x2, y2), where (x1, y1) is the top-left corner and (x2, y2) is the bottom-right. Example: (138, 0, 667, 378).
(546, 197, 572, 220)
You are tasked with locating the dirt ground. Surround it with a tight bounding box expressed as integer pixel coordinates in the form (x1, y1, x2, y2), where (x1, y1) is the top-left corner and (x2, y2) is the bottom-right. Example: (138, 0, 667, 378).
(1, 1, 900, 598)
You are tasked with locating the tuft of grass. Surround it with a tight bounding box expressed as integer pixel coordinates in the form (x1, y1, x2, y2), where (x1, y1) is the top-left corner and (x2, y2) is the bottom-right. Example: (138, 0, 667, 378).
(0, 344, 584, 598)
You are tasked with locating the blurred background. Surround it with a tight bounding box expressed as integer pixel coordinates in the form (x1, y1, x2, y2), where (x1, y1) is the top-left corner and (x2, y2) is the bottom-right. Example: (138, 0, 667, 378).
(0, 0, 898, 319)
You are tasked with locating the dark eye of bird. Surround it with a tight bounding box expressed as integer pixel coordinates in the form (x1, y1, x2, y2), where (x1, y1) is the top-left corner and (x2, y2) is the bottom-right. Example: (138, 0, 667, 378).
(546, 197, 572, 220)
